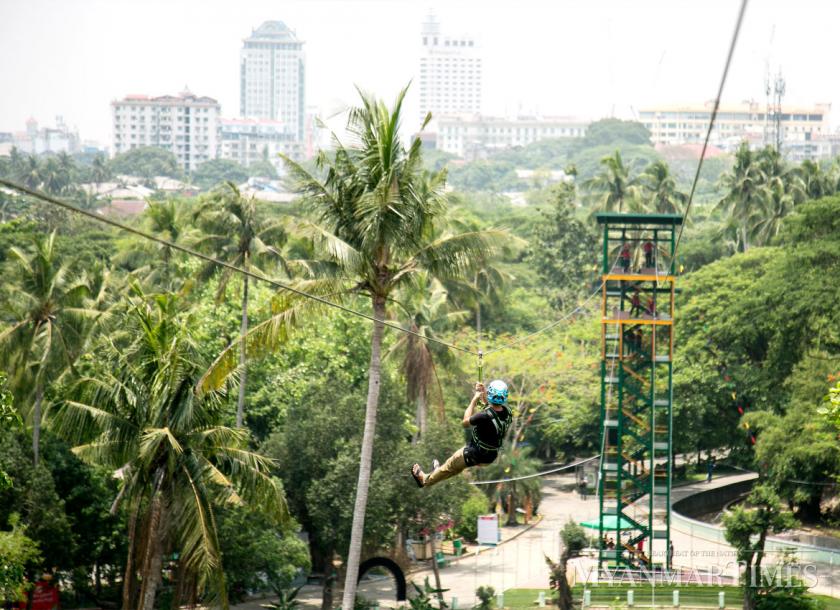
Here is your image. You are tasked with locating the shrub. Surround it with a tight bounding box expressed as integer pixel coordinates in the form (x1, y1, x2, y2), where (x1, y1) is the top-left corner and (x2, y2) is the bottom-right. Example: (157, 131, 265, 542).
(456, 490, 489, 542)
(474, 586, 496, 610)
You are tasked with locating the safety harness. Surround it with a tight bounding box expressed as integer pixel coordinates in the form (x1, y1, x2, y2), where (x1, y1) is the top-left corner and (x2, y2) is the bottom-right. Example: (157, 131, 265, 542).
(471, 405, 511, 452)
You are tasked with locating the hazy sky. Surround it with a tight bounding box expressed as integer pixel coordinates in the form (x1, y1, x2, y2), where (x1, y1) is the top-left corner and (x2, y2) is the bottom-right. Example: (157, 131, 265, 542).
(1, 0, 837, 146)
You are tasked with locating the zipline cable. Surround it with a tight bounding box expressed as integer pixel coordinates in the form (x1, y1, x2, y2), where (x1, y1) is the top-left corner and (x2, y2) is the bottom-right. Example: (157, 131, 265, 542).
(481, 255, 623, 358)
(470, 454, 600, 486)
(672, 0, 749, 261)
(0, 178, 479, 355)
(1, 178, 619, 362)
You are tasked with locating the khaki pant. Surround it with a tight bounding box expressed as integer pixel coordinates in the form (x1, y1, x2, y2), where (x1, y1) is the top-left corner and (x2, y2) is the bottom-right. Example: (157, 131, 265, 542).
(424, 447, 468, 488)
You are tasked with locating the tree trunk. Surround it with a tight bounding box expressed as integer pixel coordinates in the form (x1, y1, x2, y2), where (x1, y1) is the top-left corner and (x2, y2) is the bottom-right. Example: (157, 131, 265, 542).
(797, 492, 823, 523)
(415, 387, 427, 443)
(138, 530, 164, 610)
(428, 534, 444, 605)
(506, 493, 517, 526)
(236, 274, 249, 428)
(320, 551, 335, 610)
(549, 551, 574, 610)
(137, 470, 165, 610)
(741, 224, 750, 252)
(32, 380, 43, 465)
(557, 558, 574, 610)
(754, 531, 768, 590)
(123, 504, 139, 610)
(340, 295, 386, 610)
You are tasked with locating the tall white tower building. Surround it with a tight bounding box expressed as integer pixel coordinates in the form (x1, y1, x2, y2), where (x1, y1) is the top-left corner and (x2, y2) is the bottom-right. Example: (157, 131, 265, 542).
(240, 21, 306, 142)
(418, 14, 482, 126)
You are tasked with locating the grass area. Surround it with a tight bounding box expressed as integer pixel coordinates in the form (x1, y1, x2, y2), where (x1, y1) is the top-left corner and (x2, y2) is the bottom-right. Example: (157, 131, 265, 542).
(816, 594, 840, 610)
(503, 586, 840, 609)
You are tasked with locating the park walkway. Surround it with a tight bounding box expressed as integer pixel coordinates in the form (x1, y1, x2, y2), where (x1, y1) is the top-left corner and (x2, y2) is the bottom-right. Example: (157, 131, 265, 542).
(232, 472, 840, 609)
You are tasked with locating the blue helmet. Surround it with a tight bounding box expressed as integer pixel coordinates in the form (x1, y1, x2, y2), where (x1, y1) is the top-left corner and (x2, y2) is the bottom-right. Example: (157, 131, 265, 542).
(487, 379, 509, 405)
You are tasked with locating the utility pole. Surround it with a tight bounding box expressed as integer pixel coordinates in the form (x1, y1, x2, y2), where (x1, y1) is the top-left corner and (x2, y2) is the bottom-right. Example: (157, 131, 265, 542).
(772, 70, 786, 153)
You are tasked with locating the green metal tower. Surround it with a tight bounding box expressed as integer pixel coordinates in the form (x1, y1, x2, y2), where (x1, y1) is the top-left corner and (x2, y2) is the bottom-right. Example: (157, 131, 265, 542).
(595, 212, 682, 572)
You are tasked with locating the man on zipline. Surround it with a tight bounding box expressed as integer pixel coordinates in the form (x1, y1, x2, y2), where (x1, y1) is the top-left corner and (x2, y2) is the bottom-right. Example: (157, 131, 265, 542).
(412, 380, 512, 488)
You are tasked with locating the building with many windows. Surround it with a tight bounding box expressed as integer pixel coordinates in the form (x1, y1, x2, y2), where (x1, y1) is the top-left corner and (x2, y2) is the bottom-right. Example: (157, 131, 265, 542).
(639, 101, 830, 158)
(240, 21, 306, 143)
(419, 14, 481, 127)
(435, 114, 589, 159)
(219, 118, 300, 172)
(111, 90, 221, 172)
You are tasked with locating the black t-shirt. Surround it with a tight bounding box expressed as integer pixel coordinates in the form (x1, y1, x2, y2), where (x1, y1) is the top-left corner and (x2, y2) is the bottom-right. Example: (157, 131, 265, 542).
(463, 406, 511, 466)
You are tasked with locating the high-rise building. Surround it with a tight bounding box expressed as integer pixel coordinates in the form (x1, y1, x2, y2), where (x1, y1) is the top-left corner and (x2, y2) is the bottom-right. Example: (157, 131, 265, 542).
(419, 14, 481, 127)
(240, 21, 306, 143)
(111, 90, 221, 172)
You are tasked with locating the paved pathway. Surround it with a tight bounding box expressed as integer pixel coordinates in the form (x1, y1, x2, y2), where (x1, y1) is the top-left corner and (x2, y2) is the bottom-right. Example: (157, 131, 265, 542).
(395, 473, 592, 607)
(234, 472, 840, 609)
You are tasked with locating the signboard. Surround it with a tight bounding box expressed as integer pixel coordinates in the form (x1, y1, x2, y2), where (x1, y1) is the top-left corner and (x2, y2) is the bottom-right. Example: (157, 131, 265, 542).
(477, 514, 500, 545)
(18, 581, 59, 610)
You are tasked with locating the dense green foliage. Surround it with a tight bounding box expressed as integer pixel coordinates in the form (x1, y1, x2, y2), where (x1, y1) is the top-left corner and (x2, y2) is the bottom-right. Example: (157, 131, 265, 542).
(1, 89, 840, 610)
(674, 199, 840, 508)
(191, 159, 250, 190)
(109, 147, 182, 180)
(0, 515, 41, 602)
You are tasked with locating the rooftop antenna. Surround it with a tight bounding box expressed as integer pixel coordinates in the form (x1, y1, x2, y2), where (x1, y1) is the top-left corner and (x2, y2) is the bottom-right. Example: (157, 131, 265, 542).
(763, 25, 776, 147)
(772, 69, 786, 153)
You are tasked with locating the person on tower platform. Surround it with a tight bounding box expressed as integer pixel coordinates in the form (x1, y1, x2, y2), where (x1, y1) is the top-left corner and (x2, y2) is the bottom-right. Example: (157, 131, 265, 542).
(630, 289, 643, 316)
(643, 240, 655, 268)
(621, 242, 632, 273)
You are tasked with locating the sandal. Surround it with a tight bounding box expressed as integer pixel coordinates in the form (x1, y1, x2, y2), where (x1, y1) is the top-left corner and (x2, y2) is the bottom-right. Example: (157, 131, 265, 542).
(411, 464, 425, 488)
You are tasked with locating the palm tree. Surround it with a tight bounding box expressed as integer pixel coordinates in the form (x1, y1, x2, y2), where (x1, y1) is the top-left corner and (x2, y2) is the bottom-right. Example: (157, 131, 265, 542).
(636, 160, 687, 214)
(41, 156, 71, 195)
(757, 146, 805, 203)
(91, 153, 112, 187)
(56, 291, 287, 610)
(0, 232, 102, 464)
(192, 182, 287, 428)
(197, 86, 499, 610)
(119, 200, 189, 290)
(387, 274, 468, 441)
(55, 151, 76, 187)
(749, 176, 794, 246)
(479, 441, 542, 526)
(8, 147, 26, 179)
(584, 151, 639, 213)
(715, 142, 767, 251)
(19, 155, 42, 190)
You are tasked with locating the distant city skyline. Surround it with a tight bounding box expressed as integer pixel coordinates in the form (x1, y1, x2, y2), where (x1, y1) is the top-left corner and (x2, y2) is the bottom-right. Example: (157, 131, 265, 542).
(2, 0, 840, 147)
